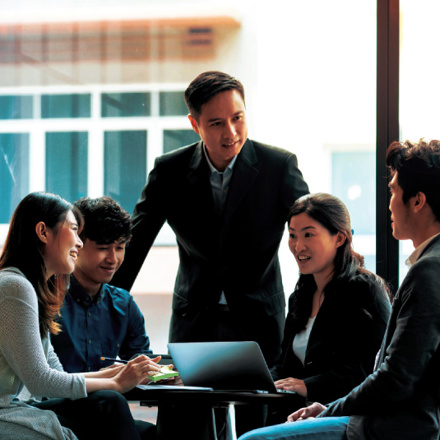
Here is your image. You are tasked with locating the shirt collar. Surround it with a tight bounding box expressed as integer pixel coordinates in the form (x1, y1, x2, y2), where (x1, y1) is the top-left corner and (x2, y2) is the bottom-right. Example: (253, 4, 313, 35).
(405, 232, 440, 267)
(203, 144, 238, 175)
(69, 274, 105, 306)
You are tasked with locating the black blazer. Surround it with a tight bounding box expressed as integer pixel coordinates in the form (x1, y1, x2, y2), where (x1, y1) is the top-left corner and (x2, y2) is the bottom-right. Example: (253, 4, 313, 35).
(112, 139, 309, 365)
(271, 271, 391, 404)
(322, 234, 440, 440)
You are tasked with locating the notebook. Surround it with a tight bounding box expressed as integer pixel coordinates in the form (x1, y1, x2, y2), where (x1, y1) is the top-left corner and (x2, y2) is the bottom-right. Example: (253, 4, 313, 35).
(167, 341, 296, 394)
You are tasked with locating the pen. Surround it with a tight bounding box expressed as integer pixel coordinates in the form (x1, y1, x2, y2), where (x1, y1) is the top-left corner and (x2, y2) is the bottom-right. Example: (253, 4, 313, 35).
(100, 357, 128, 364)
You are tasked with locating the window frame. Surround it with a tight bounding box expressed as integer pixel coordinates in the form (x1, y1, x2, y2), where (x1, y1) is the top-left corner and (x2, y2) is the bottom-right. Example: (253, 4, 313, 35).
(376, 0, 400, 293)
(0, 83, 193, 240)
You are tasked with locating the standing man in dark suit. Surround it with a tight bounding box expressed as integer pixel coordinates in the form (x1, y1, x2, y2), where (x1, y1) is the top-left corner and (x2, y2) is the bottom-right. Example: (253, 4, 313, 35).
(239, 138, 440, 440)
(112, 71, 309, 367)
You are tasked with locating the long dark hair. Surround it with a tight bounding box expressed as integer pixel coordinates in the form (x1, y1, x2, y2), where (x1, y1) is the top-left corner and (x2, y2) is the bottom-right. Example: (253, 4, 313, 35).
(0, 192, 79, 335)
(287, 193, 389, 326)
(288, 192, 365, 282)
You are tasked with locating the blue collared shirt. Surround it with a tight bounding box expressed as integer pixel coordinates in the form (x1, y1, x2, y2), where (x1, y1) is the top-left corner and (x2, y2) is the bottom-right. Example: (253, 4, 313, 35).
(51, 275, 152, 373)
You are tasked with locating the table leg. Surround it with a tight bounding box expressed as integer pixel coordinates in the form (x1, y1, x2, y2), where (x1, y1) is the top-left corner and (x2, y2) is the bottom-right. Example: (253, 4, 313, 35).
(155, 404, 218, 440)
(225, 404, 237, 440)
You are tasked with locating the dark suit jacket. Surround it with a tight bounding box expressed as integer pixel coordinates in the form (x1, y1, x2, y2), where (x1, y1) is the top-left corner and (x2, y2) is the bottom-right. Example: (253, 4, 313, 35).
(271, 272, 391, 405)
(112, 139, 309, 365)
(322, 234, 440, 440)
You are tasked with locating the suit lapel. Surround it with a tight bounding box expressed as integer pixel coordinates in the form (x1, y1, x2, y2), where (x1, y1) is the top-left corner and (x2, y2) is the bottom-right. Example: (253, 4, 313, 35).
(222, 139, 260, 224)
(187, 141, 206, 184)
(186, 140, 261, 245)
(216, 140, 260, 248)
(418, 233, 440, 259)
(374, 234, 440, 370)
(186, 141, 217, 218)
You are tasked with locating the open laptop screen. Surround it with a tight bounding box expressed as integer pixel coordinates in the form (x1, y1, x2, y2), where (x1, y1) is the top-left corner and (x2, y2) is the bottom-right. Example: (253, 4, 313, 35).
(168, 341, 279, 392)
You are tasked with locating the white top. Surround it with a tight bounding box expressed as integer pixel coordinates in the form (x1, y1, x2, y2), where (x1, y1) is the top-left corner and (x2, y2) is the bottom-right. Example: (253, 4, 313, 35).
(292, 315, 316, 365)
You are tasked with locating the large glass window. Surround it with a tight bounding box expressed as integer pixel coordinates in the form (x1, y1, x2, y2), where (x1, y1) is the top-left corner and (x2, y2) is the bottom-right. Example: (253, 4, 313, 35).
(46, 132, 88, 203)
(104, 130, 147, 213)
(163, 129, 199, 154)
(0, 133, 29, 223)
(399, 0, 440, 282)
(257, 0, 377, 293)
(101, 93, 151, 118)
(0, 96, 33, 119)
(0, 87, 190, 230)
(159, 91, 188, 116)
(332, 151, 376, 270)
(42, 94, 91, 119)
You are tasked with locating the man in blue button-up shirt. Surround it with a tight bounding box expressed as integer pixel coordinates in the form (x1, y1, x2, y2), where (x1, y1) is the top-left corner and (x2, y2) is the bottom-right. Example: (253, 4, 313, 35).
(51, 196, 153, 373)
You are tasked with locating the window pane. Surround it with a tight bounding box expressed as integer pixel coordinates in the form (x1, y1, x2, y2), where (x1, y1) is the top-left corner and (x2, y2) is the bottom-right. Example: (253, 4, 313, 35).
(332, 152, 375, 235)
(0, 96, 33, 119)
(160, 91, 188, 116)
(0, 133, 29, 223)
(332, 151, 376, 271)
(101, 93, 151, 117)
(46, 132, 88, 202)
(104, 130, 147, 213)
(163, 129, 199, 154)
(41, 94, 91, 118)
(262, 0, 377, 292)
(399, 0, 440, 283)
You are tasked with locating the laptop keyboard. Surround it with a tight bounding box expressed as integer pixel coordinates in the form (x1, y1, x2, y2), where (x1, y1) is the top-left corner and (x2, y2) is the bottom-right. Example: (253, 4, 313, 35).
(276, 389, 297, 394)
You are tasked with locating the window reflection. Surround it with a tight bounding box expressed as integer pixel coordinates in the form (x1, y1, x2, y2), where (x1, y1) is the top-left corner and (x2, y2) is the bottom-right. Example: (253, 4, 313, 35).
(0, 133, 29, 223)
(42, 94, 91, 119)
(46, 132, 88, 202)
(101, 93, 151, 118)
(332, 151, 376, 270)
(0, 96, 33, 119)
(104, 130, 147, 213)
(160, 91, 188, 117)
(163, 129, 199, 154)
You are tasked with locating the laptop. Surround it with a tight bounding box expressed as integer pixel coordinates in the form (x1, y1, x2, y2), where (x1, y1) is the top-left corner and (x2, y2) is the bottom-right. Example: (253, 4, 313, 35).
(167, 341, 296, 394)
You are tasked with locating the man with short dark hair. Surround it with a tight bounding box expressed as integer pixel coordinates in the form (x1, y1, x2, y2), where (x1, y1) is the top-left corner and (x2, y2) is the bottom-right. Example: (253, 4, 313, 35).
(112, 71, 309, 369)
(239, 139, 440, 440)
(51, 196, 153, 373)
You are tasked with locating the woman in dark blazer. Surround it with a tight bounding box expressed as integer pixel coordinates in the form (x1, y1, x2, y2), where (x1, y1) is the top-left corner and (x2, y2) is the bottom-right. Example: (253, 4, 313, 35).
(268, 193, 391, 424)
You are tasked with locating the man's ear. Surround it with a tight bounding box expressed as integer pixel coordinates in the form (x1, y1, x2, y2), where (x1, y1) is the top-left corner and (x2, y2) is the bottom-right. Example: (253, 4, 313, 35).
(35, 221, 49, 243)
(413, 192, 427, 213)
(188, 114, 200, 134)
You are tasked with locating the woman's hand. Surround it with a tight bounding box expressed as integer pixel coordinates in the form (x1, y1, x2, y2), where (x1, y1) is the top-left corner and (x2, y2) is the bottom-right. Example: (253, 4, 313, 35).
(96, 363, 125, 378)
(139, 363, 181, 385)
(275, 377, 307, 397)
(113, 355, 161, 393)
(287, 402, 327, 422)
